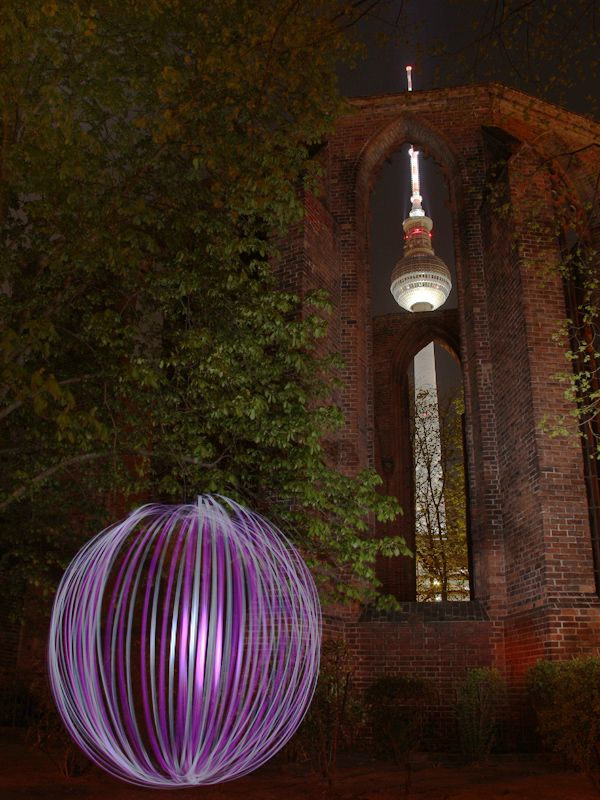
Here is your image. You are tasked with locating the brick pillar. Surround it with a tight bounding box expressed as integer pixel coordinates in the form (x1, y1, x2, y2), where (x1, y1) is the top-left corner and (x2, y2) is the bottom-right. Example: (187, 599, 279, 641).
(483, 144, 600, 682)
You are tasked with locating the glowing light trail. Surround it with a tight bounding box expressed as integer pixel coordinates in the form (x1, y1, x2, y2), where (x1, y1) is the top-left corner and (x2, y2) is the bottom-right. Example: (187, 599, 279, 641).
(48, 496, 321, 787)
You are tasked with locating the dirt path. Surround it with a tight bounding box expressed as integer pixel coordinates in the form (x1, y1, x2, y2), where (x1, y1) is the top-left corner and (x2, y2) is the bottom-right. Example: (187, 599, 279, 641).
(1, 733, 597, 799)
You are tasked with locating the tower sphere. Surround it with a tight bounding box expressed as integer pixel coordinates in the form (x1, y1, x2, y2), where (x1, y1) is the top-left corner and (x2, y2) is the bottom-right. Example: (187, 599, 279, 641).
(390, 215, 452, 312)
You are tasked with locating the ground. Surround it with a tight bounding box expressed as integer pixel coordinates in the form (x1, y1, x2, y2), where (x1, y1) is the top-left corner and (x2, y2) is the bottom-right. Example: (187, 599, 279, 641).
(1, 733, 598, 799)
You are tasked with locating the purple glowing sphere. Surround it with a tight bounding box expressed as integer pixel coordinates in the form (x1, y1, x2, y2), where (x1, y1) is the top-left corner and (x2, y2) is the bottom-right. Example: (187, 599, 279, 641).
(48, 496, 321, 787)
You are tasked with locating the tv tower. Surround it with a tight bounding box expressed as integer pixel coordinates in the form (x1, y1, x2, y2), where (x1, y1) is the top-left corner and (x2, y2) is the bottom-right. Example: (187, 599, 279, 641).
(391, 68, 452, 587)
(390, 68, 452, 313)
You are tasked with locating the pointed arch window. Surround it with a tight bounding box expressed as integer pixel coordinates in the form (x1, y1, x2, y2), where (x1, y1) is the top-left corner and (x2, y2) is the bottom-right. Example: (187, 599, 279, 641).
(369, 141, 472, 603)
(409, 341, 470, 601)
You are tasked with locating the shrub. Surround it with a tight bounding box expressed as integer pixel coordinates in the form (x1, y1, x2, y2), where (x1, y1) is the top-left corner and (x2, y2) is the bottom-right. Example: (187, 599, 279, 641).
(526, 657, 600, 787)
(285, 639, 365, 784)
(366, 674, 434, 796)
(366, 675, 433, 763)
(456, 667, 505, 761)
(28, 701, 90, 778)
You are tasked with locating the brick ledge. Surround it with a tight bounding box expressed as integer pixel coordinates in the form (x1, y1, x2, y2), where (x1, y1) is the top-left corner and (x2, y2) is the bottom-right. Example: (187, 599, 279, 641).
(360, 600, 490, 623)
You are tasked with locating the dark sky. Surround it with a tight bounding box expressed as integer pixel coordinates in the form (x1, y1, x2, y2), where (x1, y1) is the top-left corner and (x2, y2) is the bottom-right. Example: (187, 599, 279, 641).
(337, 1, 456, 99)
(338, 1, 596, 115)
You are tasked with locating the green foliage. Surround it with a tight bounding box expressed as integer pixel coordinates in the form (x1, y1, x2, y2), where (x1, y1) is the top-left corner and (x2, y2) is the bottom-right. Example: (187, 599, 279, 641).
(0, 1, 407, 607)
(541, 242, 600, 459)
(527, 657, 600, 786)
(286, 639, 365, 782)
(455, 667, 505, 762)
(413, 387, 469, 601)
(366, 674, 434, 763)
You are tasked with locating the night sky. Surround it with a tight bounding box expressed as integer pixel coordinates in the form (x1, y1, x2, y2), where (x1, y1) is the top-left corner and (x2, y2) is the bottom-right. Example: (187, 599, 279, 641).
(339, 0, 596, 114)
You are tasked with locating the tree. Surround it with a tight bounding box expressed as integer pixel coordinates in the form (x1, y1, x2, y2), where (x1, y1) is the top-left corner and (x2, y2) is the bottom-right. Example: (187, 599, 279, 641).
(0, 0, 408, 610)
(412, 387, 469, 601)
(450, 0, 599, 118)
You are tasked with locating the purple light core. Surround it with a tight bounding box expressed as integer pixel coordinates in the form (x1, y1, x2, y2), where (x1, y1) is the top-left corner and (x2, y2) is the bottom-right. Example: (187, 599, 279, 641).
(48, 496, 321, 787)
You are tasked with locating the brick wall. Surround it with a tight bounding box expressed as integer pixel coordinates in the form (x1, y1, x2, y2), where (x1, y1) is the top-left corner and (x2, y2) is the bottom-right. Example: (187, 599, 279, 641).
(348, 603, 493, 748)
(284, 84, 600, 739)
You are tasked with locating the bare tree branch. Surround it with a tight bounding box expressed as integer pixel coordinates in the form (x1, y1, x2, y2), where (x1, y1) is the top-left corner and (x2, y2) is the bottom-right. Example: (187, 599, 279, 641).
(0, 451, 111, 512)
(0, 374, 100, 423)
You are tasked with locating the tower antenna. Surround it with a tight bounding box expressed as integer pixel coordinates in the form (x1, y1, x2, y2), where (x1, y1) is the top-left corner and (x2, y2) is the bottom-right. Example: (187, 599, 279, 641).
(409, 146, 424, 217)
(405, 66, 423, 216)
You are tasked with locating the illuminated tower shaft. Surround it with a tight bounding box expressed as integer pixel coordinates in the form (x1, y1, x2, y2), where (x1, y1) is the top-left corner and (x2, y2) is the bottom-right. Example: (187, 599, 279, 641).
(409, 146, 424, 217)
(413, 343, 447, 539)
(390, 152, 452, 312)
(414, 341, 437, 392)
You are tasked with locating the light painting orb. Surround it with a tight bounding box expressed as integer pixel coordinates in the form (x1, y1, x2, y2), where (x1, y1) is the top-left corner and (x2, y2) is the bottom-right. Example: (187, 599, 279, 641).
(48, 496, 321, 787)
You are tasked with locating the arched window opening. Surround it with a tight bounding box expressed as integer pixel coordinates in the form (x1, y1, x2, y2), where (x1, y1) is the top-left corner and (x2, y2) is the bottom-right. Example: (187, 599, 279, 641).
(370, 143, 472, 602)
(370, 145, 457, 316)
(410, 342, 470, 601)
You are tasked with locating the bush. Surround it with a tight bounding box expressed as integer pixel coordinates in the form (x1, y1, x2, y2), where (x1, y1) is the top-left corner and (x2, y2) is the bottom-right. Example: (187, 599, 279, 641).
(0, 681, 37, 727)
(456, 667, 505, 761)
(366, 674, 434, 796)
(366, 675, 433, 763)
(285, 639, 365, 784)
(28, 702, 90, 778)
(527, 657, 600, 787)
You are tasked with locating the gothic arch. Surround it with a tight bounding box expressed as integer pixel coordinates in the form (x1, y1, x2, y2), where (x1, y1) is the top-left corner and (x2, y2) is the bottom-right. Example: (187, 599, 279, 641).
(355, 112, 463, 222)
(390, 316, 461, 385)
(371, 308, 463, 601)
(294, 85, 600, 729)
(356, 115, 467, 307)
